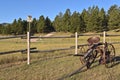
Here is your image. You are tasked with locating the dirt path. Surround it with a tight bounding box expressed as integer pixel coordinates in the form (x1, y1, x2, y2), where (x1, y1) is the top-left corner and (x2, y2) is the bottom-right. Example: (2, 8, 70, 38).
(30, 32, 55, 42)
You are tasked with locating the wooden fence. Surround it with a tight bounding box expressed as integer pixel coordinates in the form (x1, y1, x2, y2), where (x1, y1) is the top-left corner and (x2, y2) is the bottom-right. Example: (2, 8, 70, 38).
(1, 31, 120, 64)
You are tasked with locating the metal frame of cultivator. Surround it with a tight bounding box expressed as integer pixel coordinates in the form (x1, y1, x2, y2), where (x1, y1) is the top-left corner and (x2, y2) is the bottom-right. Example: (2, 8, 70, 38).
(76, 36, 116, 68)
(58, 36, 116, 80)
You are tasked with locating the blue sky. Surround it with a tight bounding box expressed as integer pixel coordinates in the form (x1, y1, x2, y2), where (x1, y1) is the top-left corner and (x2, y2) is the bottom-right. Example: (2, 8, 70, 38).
(0, 0, 120, 23)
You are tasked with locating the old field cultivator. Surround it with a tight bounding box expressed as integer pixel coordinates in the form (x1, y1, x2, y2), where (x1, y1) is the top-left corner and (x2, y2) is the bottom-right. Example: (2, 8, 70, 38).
(58, 36, 116, 80)
(77, 36, 116, 68)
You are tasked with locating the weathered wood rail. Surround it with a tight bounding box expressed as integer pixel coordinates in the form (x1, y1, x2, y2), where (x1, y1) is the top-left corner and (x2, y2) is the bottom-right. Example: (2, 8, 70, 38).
(30, 47, 74, 53)
(0, 47, 36, 55)
(0, 35, 26, 40)
(30, 36, 74, 39)
(1, 33, 120, 40)
(77, 34, 120, 37)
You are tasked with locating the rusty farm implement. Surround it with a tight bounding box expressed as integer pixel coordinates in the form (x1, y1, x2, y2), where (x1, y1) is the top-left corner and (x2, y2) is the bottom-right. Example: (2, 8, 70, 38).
(58, 36, 116, 80)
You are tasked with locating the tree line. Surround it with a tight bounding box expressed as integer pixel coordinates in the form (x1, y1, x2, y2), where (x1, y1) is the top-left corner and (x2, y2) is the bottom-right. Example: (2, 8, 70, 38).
(0, 5, 120, 35)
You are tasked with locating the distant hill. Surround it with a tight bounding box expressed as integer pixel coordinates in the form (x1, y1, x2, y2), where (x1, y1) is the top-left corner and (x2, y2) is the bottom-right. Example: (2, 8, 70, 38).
(0, 23, 10, 26)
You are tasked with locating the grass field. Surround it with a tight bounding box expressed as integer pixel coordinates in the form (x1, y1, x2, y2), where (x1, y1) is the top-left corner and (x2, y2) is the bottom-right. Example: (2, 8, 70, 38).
(0, 32, 120, 80)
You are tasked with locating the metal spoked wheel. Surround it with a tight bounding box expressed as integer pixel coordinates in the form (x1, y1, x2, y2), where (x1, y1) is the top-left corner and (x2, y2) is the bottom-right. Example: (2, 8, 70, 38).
(79, 46, 86, 54)
(104, 43, 116, 68)
(79, 46, 86, 64)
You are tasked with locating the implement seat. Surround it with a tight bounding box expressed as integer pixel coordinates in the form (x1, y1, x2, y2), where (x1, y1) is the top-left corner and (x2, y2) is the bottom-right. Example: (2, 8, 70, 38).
(87, 36, 100, 45)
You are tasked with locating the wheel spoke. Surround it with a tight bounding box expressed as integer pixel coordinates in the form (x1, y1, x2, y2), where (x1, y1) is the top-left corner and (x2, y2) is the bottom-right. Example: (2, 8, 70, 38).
(105, 44, 115, 68)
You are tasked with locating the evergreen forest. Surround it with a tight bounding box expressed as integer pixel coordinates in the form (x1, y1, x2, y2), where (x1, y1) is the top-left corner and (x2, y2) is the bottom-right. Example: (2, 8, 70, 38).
(0, 5, 120, 35)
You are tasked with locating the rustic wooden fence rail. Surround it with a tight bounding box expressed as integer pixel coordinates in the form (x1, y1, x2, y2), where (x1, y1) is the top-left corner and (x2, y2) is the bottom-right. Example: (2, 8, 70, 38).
(0, 47, 36, 55)
(0, 35, 26, 40)
(1, 32, 120, 65)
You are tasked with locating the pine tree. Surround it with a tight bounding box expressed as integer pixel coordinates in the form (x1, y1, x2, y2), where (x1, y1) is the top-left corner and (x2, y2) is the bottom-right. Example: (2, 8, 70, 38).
(22, 20, 27, 34)
(45, 17, 54, 33)
(31, 18, 37, 34)
(62, 9, 71, 32)
(17, 18, 24, 34)
(5, 24, 12, 34)
(98, 8, 108, 31)
(37, 15, 46, 33)
(108, 5, 120, 30)
(11, 19, 18, 35)
(81, 9, 89, 32)
(0, 24, 3, 34)
(87, 6, 100, 32)
(70, 11, 85, 33)
(53, 12, 63, 32)
(70, 11, 80, 33)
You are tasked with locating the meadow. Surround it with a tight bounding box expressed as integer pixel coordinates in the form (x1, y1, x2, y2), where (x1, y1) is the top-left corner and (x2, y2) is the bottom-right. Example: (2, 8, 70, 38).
(0, 32, 120, 80)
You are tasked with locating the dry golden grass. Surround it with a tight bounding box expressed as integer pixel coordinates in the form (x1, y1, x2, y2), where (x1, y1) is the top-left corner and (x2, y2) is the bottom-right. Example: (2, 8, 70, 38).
(0, 32, 120, 80)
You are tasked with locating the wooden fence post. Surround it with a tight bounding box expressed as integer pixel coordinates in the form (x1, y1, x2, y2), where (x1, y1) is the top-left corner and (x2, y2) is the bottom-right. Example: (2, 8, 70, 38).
(75, 32, 78, 54)
(27, 32, 30, 65)
(103, 31, 106, 43)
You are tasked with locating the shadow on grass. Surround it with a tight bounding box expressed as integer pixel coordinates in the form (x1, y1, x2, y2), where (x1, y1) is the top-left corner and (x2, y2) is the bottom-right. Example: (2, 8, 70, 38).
(112, 55, 120, 67)
(91, 55, 120, 69)
(31, 53, 73, 65)
(58, 56, 120, 80)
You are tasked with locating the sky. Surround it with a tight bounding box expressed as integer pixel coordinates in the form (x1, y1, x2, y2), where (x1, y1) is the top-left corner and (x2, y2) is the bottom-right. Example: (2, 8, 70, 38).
(0, 0, 120, 23)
